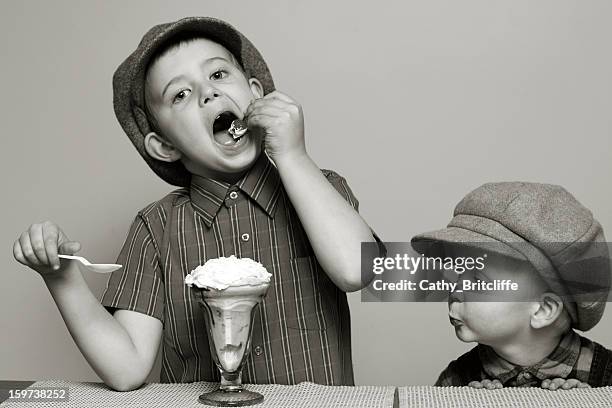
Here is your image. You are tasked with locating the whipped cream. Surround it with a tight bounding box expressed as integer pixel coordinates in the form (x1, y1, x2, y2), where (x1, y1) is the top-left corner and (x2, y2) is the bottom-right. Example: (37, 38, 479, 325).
(185, 255, 271, 290)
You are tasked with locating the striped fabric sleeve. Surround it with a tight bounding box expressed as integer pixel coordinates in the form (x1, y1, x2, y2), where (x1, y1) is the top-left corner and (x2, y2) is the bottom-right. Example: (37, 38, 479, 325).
(100, 215, 165, 322)
(323, 169, 386, 256)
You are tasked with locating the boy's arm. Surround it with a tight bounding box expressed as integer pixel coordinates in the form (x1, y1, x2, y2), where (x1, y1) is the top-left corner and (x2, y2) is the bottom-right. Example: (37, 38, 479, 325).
(13, 221, 162, 391)
(45, 267, 162, 391)
(247, 91, 377, 292)
(276, 154, 376, 292)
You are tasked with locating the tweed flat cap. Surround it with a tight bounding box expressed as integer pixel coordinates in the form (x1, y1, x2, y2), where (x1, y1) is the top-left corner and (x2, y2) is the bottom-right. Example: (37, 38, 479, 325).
(113, 17, 275, 187)
(412, 182, 610, 331)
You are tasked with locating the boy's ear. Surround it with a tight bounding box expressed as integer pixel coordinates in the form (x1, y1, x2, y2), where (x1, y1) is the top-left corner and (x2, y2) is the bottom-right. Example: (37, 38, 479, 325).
(144, 132, 182, 162)
(249, 78, 264, 99)
(530, 292, 564, 329)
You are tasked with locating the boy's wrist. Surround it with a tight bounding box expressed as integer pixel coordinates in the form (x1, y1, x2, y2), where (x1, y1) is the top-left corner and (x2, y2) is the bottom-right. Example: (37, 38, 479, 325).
(42, 263, 83, 288)
(273, 149, 310, 172)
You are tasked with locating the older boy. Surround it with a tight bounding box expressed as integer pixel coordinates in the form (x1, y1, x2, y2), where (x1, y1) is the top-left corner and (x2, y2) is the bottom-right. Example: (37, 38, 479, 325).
(13, 17, 380, 390)
(412, 182, 612, 388)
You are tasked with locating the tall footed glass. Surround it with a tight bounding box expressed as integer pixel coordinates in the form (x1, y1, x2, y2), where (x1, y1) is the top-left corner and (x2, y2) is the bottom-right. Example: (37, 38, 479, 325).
(197, 282, 269, 406)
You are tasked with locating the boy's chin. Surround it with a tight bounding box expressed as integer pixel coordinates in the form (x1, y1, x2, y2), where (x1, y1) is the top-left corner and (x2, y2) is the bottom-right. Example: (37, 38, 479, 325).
(192, 149, 263, 181)
(224, 145, 262, 169)
(454, 326, 479, 343)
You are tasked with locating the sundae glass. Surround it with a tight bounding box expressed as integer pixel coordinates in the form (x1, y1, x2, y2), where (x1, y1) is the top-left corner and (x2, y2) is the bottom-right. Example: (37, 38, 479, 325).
(185, 256, 271, 406)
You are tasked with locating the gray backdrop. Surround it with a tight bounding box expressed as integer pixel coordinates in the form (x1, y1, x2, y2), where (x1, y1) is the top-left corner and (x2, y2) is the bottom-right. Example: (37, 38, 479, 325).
(2, 0, 611, 386)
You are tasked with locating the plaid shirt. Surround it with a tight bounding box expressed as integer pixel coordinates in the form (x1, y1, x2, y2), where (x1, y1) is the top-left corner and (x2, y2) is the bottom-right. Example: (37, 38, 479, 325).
(436, 330, 594, 386)
(101, 154, 366, 385)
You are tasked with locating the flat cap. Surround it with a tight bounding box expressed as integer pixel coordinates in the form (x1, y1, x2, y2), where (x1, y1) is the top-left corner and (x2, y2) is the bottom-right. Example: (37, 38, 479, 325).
(412, 182, 610, 331)
(113, 17, 275, 186)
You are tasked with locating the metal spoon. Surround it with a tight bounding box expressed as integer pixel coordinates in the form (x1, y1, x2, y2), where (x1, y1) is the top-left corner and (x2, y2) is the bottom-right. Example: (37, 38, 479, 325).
(228, 119, 247, 140)
(58, 254, 121, 274)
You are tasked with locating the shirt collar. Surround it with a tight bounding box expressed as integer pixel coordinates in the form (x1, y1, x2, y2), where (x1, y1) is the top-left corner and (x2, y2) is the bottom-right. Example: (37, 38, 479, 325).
(190, 153, 282, 227)
(479, 330, 581, 385)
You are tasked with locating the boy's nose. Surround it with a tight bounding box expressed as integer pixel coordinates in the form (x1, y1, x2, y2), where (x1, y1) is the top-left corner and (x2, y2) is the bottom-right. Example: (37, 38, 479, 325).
(200, 88, 221, 106)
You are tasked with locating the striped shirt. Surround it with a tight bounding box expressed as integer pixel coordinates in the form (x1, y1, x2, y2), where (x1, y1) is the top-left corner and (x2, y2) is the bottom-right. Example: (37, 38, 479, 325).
(100, 153, 362, 385)
(436, 330, 594, 386)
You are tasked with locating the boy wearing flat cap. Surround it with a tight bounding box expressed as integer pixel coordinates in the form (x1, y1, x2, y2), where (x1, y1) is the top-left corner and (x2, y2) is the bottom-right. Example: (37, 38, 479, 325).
(412, 182, 612, 389)
(13, 17, 381, 390)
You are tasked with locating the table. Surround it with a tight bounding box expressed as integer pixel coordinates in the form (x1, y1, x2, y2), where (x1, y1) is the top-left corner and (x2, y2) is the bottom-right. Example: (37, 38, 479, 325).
(2, 381, 611, 407)
(0, 380, 397, 407)
(397, 386, 612, 407)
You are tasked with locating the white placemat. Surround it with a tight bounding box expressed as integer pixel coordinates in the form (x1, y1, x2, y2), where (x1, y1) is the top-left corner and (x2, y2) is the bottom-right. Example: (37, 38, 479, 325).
(399, 385, 612, 408)
(0, 380, 395, 408)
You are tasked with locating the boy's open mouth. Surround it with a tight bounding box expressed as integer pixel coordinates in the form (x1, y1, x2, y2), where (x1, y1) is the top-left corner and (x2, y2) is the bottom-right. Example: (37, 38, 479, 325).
(212, 111, 245, 146)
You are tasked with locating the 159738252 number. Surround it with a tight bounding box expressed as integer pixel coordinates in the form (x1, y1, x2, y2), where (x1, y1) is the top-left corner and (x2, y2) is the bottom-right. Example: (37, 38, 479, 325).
(8, 387, 69, 401)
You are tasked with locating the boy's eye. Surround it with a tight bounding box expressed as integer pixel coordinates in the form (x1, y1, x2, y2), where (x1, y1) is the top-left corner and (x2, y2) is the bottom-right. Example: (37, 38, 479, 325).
(210, 70, 227, 80)
(172, 89, 191, 104)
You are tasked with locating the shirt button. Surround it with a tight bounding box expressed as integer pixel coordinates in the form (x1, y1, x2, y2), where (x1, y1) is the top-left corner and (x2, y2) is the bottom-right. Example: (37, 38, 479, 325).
(229, 191, 238, 200)
(241, 233, 250, 242)
(254, 345, 263, 356)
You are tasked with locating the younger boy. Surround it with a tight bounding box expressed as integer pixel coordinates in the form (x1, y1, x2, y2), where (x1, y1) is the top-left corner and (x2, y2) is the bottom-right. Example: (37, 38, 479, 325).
(412, 182, 612, 388)
(13, 17, 381, 390)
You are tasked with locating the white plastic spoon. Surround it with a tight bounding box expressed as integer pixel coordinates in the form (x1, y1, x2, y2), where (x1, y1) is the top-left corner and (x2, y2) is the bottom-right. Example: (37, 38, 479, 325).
(58, 254, 121, 274)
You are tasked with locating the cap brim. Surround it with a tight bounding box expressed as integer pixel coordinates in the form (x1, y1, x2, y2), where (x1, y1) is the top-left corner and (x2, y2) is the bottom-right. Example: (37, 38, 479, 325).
(411, 226, 527, 261)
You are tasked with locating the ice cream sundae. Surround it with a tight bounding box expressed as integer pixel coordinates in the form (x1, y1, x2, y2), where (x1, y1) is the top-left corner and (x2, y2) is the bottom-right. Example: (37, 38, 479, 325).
(185, 256, 271, 406)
